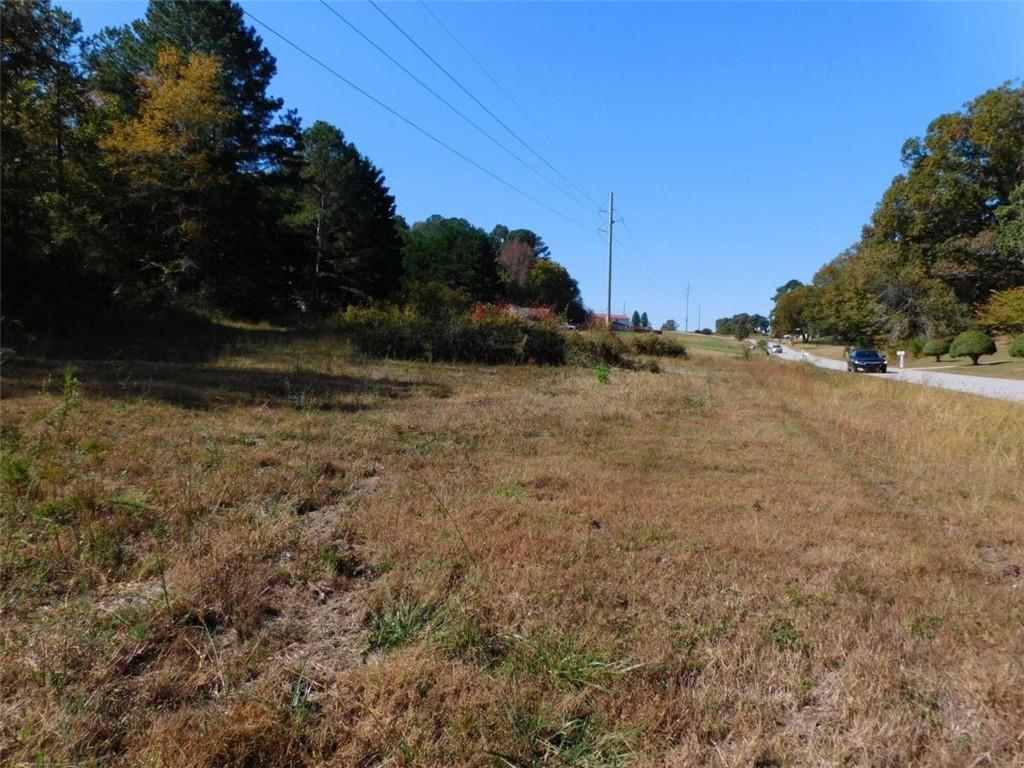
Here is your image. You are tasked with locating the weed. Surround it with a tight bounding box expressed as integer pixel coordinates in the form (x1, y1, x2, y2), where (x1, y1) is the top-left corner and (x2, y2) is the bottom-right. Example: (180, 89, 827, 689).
(496, 480, 525, 499)
(761, 616, 805, 650)
(679, 393, 707, 411)
(494, 707, 637, 768)
(433, 609, 507, 665)
(697, 617, 734, 642)
(366, 597, 436, 652)
(910, 614, 943, 640)
(593, 362, 611, 384)
(110, 606, 152, 643)
(502, 632, 639, 691)
(836, 572, 870, 596)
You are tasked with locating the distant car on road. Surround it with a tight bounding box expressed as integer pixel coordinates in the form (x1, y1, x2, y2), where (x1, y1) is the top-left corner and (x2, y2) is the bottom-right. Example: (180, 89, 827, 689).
(769, 343, 783, 354)
(847, 349, 887, 373)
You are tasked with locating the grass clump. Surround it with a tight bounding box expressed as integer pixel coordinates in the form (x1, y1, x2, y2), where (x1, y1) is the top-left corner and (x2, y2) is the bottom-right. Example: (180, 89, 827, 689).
(365, 596, 437, 652)
(761, 616, 805, 650)
(493, 706, 637, 768)
(910, 614, 943, 640)
(502, 632, 639, 691)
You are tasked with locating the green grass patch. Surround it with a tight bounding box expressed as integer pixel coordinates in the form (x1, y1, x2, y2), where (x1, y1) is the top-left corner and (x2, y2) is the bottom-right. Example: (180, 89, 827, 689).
(501, 632, 640, 691)
(365, 597, 436, 652)
(492, 705, 637, 768)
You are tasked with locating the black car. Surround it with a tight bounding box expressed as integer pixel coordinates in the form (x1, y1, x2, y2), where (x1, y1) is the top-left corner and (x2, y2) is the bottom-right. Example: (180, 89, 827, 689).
(847, 349, 887, 373)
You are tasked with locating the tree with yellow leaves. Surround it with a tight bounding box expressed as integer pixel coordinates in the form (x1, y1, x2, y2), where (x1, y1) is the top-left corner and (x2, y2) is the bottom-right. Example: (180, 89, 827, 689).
(101, 46, 233, 292)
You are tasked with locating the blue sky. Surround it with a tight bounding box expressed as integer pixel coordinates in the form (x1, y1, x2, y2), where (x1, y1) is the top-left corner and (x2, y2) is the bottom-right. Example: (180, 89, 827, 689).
(67, 1, 1023, 327)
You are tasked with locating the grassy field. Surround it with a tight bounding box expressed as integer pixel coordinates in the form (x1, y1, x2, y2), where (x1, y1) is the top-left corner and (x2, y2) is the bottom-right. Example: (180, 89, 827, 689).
(791, 337, 1024, 380)
(2, 334, 1023, 767)
(665, 332, 747, 358)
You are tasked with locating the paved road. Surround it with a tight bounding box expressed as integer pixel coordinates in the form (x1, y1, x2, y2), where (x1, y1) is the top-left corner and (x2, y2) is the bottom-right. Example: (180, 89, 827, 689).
(775, 346, 1024, 403)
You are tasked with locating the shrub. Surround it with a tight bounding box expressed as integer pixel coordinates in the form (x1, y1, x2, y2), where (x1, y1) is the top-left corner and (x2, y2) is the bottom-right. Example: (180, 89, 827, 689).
(328, 306, 566, 365)
(906, 338, 925, 358)
(977, 286, 1024, 334)
(949, 330, 997, 365)
(565, 332, 627, 367)
(1010, 335, 1024, 358)
(628, 334, 687, 358)
(921, 338, 950, 362)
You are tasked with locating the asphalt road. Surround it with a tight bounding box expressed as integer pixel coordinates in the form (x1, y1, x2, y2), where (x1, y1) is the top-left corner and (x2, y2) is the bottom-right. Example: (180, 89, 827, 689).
(775, 345, 1024, 403)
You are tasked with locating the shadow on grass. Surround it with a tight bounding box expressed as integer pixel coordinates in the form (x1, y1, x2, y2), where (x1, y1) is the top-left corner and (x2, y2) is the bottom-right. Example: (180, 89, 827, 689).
(1, 357, 450, 411)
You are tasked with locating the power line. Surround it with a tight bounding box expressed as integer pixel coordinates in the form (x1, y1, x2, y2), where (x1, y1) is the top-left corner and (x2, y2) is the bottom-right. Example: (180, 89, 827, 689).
(317, 0, 597, 214)
(612, 232, 679, 304)
(618, 213, 664, 284)
(417, 0, 602, 208)
(242, 8, 596, 232)
(367, 0, 601, 211)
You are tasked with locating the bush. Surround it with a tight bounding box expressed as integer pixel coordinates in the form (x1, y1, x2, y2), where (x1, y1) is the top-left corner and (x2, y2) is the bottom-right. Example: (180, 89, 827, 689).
(921, 338, 950, 362)
(949, 329, 997, 365)
(328, 306, 566, 365)
(977, 286, 1024, 334)
(565, 332, 627, 367)
(1010, 335, 1024, 358)
(906, 338, 925, 358)
(628, 334, 687, 358)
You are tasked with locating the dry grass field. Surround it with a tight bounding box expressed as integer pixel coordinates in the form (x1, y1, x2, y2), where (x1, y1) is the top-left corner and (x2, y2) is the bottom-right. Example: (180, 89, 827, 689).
(2, 334, 1022, 767)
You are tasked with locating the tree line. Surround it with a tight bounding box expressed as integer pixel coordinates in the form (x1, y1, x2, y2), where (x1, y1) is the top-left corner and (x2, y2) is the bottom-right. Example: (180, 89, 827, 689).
(715, 312, 769, 339)
(1, 0, 587, 343)
(771, 83, 1024, 345)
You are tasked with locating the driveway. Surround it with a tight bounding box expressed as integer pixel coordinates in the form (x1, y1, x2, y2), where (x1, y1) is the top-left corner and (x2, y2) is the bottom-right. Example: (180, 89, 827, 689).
(776, 346, 1024, 403)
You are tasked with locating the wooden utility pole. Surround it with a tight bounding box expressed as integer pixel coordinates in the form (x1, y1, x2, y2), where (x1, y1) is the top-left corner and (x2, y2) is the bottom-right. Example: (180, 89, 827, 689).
(606, 192, 614, 328)
(684, 283, 690, 332)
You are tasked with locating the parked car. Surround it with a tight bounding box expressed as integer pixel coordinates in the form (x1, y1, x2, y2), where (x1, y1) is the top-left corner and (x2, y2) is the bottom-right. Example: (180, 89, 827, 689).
(847, 349, 887, 373)
(769, 343, 783, 354)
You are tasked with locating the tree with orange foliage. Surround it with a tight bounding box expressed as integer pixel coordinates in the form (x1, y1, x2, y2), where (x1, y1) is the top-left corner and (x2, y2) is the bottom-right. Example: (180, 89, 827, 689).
(101, 46, 233, 292)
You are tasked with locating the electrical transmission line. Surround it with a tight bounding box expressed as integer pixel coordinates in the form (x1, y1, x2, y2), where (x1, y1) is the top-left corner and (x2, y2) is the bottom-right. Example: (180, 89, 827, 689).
(242, 8, 597, 231)
(317, 1, 594, 213)
(368, 0, 601, 212)
(417, 0, 602, 208)
(618, 213, 665, 284)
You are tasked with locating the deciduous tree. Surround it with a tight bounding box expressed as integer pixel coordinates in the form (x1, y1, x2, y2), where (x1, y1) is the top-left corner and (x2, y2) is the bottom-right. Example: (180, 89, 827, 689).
(949, 329, 997, 365)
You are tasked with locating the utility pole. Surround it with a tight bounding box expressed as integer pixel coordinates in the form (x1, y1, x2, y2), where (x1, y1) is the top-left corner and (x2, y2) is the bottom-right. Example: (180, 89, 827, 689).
(697, 305, 701, 332)
(684, 283, 690, 332)
(606, 192, 614, 328)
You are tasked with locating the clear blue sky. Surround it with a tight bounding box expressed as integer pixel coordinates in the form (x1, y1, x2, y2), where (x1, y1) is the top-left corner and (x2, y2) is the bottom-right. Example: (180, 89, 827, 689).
(67, 1, 1023, 328)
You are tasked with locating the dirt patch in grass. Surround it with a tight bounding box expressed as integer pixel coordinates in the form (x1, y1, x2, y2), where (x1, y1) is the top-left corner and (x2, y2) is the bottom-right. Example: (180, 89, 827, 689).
(2, 338, 1022, 766)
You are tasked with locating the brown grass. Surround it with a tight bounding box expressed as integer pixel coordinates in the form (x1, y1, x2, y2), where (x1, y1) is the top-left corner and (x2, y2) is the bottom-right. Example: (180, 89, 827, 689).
(1, 335, 1022, 767)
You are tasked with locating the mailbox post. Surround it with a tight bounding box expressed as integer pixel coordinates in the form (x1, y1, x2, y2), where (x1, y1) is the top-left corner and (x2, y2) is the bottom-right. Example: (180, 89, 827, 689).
(897, 350, 905, 369)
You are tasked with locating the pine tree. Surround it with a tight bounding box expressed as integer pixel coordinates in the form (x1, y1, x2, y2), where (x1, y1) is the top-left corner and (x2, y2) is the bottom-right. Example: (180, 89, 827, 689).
(291, 121, 402, 309)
